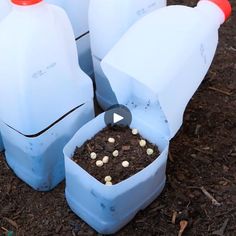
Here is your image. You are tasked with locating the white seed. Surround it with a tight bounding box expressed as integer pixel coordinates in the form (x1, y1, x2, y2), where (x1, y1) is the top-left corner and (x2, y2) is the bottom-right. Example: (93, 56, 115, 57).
(105, 181, 113, 186)
(104, 176, 112, 182)
(147, 148, 154, 156)
(108, 137, 115, 143)
(112, 150, 119, 157)
(139, 139, 147, 147)
(132, 128, 139, 135)
(102, 156, 109, 164)
(90, 152, 97, 160)
(96, 160, 103, 167)
(122, 161, 129, 168)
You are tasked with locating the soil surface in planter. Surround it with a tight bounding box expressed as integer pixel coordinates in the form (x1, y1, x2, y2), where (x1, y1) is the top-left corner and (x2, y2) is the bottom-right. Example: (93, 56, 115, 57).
(72, 126, 160, 184)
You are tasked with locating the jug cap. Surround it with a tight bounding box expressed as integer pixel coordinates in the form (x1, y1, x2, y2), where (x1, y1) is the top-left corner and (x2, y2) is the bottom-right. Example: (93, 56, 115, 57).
(204, 0, 232, 21)
(12, 0, 42, 6)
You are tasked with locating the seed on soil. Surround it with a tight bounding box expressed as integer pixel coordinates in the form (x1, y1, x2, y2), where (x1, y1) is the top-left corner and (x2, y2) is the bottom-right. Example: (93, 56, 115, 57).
(147, 148, 154, 156)
(105, 181, 113, 186)
(104, 176, 112, 182)
(122, 161, 130, 168)
(139, 139, 147, 147)
(108, 137, 115, 143)
(132, 128, 138, 135)
(96, 160, 103, 167)
(112, 150, 119, 157)
(102, 156, 109, 164)
(90, 152, 97, 160)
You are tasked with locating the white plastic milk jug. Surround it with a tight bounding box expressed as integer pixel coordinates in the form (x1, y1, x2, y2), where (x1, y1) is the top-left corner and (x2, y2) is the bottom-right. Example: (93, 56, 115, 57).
(89, 0, 167, 110)
(46, 0, 93, 76)
(65, 0, 231, 233)
(101, 0, 232, 137)
(0, 0, 94, 191)
(0, 0, 11, 152)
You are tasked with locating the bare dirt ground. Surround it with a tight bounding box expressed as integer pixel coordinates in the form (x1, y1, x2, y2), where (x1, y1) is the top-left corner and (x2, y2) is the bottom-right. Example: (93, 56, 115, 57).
(0, 0, 235, 235)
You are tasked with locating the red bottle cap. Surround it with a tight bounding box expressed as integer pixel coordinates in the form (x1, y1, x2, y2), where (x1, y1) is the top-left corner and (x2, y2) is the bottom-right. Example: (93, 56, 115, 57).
(207, 0, 232, 21)
(11, 0, 42, 6)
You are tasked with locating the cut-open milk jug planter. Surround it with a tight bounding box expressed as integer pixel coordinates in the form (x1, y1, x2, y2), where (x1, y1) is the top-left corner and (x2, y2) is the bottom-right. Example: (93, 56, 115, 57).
(46, 0, 93, 76)
(0, 0, 94, 191)
(89, 0, 167, 110)
(64, 0, 232, 234)
(0, 0, 12, 152)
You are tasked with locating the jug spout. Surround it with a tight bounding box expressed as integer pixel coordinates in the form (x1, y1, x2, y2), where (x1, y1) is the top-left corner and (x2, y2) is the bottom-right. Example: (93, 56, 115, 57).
(196, 0, 231, 25)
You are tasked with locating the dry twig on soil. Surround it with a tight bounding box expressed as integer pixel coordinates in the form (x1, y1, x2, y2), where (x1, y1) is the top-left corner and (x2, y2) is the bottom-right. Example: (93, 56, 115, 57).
(212, 218, 229, 236)
(172, 211, 178, 224)
(3, 217, 18, 229)
(200, 187, 222, 207)
(178, 220, 188, 236)
(209, 86, 232, 96)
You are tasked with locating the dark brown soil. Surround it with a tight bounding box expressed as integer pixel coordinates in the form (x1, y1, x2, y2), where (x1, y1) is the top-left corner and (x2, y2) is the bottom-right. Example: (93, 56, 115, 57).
(0, 0, 235, 235)
(73, 126, 160, 184)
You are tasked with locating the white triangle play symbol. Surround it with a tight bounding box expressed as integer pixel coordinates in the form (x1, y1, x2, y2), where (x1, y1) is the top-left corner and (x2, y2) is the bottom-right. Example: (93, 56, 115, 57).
(113, 113, 124, 124)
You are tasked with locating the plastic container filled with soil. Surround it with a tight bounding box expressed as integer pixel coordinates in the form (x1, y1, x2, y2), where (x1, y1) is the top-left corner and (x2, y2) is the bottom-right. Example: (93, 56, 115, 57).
(64, 113, 169, 234)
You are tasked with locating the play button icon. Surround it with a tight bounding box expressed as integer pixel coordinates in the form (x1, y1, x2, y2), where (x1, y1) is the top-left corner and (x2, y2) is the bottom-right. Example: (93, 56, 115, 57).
(104, 104, 132, 127)
(113, 113, 124, 124)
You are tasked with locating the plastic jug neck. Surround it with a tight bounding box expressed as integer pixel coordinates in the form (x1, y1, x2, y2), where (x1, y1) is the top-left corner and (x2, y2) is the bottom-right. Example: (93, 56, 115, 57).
(197, 0, 231, 24)
(11, 0, 42, 6)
